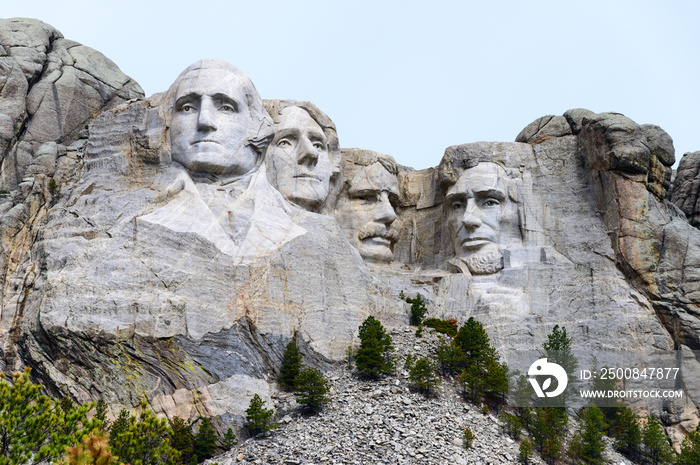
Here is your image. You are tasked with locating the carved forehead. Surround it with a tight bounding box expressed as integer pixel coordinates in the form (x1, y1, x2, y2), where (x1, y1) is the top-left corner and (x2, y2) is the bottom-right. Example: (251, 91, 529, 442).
(275, 107, 325, 138)
(348, 162, 399, 195)
(446, 162, 508, 197)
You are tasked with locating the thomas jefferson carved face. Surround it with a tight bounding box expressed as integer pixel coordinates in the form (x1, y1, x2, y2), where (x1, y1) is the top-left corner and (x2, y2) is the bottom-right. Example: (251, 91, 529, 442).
(336, 162, 399, 263)
(170, 65, 260, 176)
(266, 106, 331, 211)
(445, 162, 517, 274)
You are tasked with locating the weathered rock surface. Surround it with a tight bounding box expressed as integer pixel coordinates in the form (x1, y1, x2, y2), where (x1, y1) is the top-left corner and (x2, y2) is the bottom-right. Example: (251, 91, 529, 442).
(670, 151, 700, 228)
(2, 18, 700, 452)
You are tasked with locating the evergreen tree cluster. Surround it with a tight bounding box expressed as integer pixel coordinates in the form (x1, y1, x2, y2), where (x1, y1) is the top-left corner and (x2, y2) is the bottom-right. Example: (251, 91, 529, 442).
(354, 316, 395, 380)
(278, 340, 330, 414)
(0, 368, 234, 465)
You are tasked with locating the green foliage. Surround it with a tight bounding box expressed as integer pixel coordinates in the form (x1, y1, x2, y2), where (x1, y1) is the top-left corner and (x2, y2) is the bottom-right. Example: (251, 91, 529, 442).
(404, 354, 414, 370)
(455, 318, 508, 409)
(245, 394, 275, 437)
(481, 404, 489, 415)
(279, 340, 303, 391)
(462, 427, 474, 449)
(676, 424, 700, 465)
(221, 428, 238, 450)
(108, 410, 130, 446)
(500, 411, 522, 439)
(435, 338, 466, 376)
(345, 346, 354, 370)
(193, 417, 218, 462)
(355, 316, 395, 380)
(530, 407, 566, 462)
(613, 407, 641, 460)
(0, 368, 101, 465)
(415, 325, 423, 337)
(406, 293, 427, 326)
(577, 404, 607, 464)
(518, 439, 532, 464)
(542, 324, 577, 376)
(294, 366, 330, 414)
(94, 400, 109, 429)
(643, 415, 674, 465)
(423, 318, 458, 337)
(109, 404, 180, 465)
(408, 357, 439, 396)
(168, 416, 194, 465)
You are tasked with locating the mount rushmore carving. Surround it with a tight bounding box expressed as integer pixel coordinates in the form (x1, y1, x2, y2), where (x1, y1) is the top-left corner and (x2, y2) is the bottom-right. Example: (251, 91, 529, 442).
(1, 19, 700, 443)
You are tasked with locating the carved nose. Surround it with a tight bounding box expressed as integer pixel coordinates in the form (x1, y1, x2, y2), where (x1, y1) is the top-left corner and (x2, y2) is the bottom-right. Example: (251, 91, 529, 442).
(461, 202, 482, 229)
(374, 193, 397, 224)
(197, 101, 217, 131)
(298, 138, 318, 166)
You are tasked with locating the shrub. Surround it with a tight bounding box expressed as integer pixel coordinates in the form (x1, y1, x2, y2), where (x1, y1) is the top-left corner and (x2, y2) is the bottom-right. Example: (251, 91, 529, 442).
(408, 357, 439, 396)
(245, 394, 275, 437)
(279, 340, 303, 391)
(423, 318, 458, 337)
(578, 404, 607, 464)
(355, 316, 394, 380)
(613, 407, 641, 460)
(58, 431, 117, 465)
(193, 417, 218, 462)
(435, 338, 465, 376)
(462, 427, 474, 449)
(500, 411, 522, 439)
(294, 366, 330, 414)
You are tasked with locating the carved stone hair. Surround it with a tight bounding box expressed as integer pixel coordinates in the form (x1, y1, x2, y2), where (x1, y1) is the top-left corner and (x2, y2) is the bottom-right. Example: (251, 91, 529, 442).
(438, 142, 521, 203)
(264, 99, 341, 178)
(340, 148, 399, 176)
(165, 59, 274, 155)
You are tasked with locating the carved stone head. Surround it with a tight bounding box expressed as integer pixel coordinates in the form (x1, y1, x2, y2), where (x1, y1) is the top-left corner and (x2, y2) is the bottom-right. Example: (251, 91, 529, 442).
(263, 100, 340, 211)
(168, 59, 273, 177)
(334, 149, 399, 264)
(439, 145, 523, 275)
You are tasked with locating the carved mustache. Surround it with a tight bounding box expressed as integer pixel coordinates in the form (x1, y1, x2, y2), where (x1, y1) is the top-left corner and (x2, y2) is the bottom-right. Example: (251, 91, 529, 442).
(358, 223, 399, 243)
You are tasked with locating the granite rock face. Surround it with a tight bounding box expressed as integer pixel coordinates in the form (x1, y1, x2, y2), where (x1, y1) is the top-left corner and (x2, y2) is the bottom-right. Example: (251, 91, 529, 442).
(2, 19, 700, 445)
(670, 151, 700, 228)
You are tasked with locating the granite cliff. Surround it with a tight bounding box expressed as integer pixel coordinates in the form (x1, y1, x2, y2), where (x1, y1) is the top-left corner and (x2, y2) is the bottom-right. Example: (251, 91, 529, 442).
(1, 18, 699, 446)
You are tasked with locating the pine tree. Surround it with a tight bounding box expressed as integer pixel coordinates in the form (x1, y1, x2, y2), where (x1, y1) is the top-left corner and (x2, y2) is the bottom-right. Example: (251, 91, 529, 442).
(455, 317, 494, 364)
(193, 417, 218, 462)
(279, 340, 303, 391)
(435, 338, 466, 376)
(169, 416, 194, 465)
(409, 356, 439, 396)
(676, 424, 700, 465)
(406, 293, 427, 326)
(0, 368, 101, 465)
(613, 407, 641, 460)
(108, 409, 130, 446)
(221, 428, 238, 450)
(462, 427, 474, 449)
(542, 325, 578, 376)
(109, 404, 180, 465)
(642, 415, 674, 465)
(294, 366, 330, 414)
(579, 404, 607, 464)
(355, 316, 394, 380)
(58, 431, 117, 465)
(245, 394, 275, 437)
(518, 439, 532, 464)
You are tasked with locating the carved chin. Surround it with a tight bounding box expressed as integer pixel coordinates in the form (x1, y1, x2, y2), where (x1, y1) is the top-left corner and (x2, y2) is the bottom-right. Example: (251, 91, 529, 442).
(465, 248, 504, 275)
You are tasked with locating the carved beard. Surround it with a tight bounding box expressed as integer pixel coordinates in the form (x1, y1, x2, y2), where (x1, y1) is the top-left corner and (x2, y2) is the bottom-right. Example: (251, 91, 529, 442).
(465, 248, 504, 275)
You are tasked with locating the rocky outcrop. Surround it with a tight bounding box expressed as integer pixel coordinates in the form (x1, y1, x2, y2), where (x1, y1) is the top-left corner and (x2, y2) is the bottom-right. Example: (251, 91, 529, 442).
(670, 151, 700, 228)
(2, 19, 700, 447)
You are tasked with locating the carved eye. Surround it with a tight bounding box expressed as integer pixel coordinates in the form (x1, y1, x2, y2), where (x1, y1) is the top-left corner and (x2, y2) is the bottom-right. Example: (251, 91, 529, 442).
(313, 141, 325, 150)
(220, 104, 236, 112)
(356, 193, 379, 204)
(482, 199, 501, 208)
(180, 103, 195, 112)
(450, 200, 465, 210)
(277, 139, 292, 147)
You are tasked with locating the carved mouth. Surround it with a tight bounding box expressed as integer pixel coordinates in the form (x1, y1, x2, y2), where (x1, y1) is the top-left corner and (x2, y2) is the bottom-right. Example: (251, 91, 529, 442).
(460, 237, 492, 249)
(363, 236, 392, 247)
(191, 139, 221, 145)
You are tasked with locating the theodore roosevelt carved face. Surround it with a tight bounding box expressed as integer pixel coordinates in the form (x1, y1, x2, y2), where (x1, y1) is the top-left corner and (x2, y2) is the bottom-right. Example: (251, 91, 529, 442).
(335, 150, 400, 264)
(169, 60, 272, 178)
(445, 162, 519, 274)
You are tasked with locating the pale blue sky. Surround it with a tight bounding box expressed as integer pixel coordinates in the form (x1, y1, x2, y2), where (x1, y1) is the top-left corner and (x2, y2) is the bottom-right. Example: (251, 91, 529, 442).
(5, 0, 699, 170)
